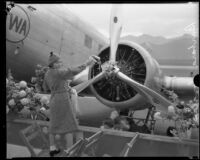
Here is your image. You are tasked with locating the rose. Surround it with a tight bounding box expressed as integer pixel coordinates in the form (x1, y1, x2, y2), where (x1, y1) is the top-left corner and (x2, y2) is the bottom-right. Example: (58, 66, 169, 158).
(8, 99, 16, 106)
(154, 112, 162, 120)
(19, 81, 27, 88)
(168, 105, 175, 114)
(20, 98, 30, 105)
(19, 90, 26, 97)
(40, 96, 49, 105)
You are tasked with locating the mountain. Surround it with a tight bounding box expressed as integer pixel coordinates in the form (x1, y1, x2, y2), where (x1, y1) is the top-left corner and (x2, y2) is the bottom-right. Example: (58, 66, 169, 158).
(122, 34, 169, 45)
(121, 34, 199, 66)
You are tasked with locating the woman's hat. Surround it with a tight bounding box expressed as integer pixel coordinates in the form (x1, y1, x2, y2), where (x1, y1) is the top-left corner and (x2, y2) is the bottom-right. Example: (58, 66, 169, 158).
(48, 52, 61, 66)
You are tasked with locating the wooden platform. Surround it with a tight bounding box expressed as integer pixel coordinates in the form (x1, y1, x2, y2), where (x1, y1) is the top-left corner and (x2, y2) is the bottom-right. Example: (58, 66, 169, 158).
(7, 116, 199, 157)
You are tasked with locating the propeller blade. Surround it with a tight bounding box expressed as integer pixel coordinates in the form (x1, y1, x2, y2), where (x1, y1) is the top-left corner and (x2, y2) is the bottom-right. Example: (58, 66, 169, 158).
(73, 71, 106, 93)
(116, 71, 173, 107)
(109, 4, 123, 62)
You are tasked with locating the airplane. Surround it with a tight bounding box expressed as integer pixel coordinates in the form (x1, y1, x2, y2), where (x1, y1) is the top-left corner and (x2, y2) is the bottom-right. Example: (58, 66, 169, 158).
(6, 3, 199, 135)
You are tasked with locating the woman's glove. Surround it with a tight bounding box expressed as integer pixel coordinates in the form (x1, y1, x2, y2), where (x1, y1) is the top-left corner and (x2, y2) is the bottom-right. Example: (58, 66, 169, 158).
(85, 55, 100, 66)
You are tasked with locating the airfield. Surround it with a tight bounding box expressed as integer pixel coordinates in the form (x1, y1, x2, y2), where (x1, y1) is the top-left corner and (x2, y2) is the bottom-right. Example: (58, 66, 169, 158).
(6, 2, 199, 158)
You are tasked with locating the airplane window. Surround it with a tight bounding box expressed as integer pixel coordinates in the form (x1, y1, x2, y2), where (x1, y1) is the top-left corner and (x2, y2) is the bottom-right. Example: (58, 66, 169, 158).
(84, 34, 92, 49)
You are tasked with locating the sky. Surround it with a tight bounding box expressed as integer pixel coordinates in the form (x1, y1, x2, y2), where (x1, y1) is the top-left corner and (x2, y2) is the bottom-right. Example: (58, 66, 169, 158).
(66, 3, 199, 38)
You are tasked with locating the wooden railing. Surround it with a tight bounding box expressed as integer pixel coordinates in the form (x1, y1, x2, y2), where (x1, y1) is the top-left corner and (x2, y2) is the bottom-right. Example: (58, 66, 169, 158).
(7, 118, 199, 147)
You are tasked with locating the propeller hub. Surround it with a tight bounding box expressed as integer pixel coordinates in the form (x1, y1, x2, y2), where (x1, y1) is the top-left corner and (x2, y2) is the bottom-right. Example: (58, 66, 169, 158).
(101, 61, 118, 73)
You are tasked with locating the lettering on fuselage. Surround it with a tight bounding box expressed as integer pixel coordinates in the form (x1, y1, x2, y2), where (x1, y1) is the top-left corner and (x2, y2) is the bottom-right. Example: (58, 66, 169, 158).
(9, 13, 27, 36)
(6, 5, 30, 43)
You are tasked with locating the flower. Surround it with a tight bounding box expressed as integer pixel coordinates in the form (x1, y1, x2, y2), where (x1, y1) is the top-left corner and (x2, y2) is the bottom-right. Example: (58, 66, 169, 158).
(193, 114, 199, 125)
(26, 87, 32, 93)
(40, 96, 49, 105)
(19, 90, 27, 97)
(36, 64, 42, 69)
(12, 93, 18, 98)
(183, 107, 194, 119)
(154, 112, 162, 120)
(40, 107, 46, 111)
(8, 99, 16, 106)
(20, 98, 30, 105)
(19, 81, 27, 88)
(190, 103, 198, 112)
(33, 93, 42, 100)
(168, 105, 175, 114)
(15, 83, 20, 89)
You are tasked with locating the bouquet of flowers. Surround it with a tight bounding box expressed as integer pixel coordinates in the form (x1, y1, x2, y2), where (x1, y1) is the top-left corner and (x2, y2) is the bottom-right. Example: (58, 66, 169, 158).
(154, 88, 199, 139)
(31, 64, 49, 93)
(6, 70, 50, 121)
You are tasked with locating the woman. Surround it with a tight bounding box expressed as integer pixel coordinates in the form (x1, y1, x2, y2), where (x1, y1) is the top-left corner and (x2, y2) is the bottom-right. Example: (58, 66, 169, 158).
(43, 52, 98, 157)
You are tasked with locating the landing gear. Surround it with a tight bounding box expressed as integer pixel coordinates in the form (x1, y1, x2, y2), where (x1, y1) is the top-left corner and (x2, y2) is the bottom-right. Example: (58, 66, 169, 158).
(127, 105, 156, 134)
(147, 105, 156, 134)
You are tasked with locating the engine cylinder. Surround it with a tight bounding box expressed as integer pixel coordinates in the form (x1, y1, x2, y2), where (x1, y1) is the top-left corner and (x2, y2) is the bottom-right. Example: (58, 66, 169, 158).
(163, 76, 196, 96)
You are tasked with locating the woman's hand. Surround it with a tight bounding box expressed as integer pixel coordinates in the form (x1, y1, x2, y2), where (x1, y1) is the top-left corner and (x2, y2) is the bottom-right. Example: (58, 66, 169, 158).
(86, 55, 100, 66)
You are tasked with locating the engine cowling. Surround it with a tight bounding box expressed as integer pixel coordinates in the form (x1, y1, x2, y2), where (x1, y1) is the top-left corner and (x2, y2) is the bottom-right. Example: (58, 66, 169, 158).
(89, 40, 164, 110)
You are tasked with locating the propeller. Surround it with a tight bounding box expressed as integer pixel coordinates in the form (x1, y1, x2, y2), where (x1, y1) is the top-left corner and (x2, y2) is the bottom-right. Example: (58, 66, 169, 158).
(115, 71, 173, 107)
(72, 5, 123, 93)
(72, 5, 173, 109)
(73, 71, 106, 94)
(109, 4, 123, 63)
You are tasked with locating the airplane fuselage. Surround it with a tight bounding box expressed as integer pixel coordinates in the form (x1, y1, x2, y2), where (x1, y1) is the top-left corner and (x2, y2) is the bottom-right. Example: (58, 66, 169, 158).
(6, 4, 108, 82)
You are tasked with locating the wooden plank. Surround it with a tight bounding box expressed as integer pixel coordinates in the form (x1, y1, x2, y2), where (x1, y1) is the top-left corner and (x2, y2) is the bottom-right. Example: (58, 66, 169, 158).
(19, 131, 37, 157)
(120, 133, 140, 157)
(64, 138, 84, 156)
(8, 118, 199, 146)
(85, 130, 103, 143)
(27, 130, 40, 141)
